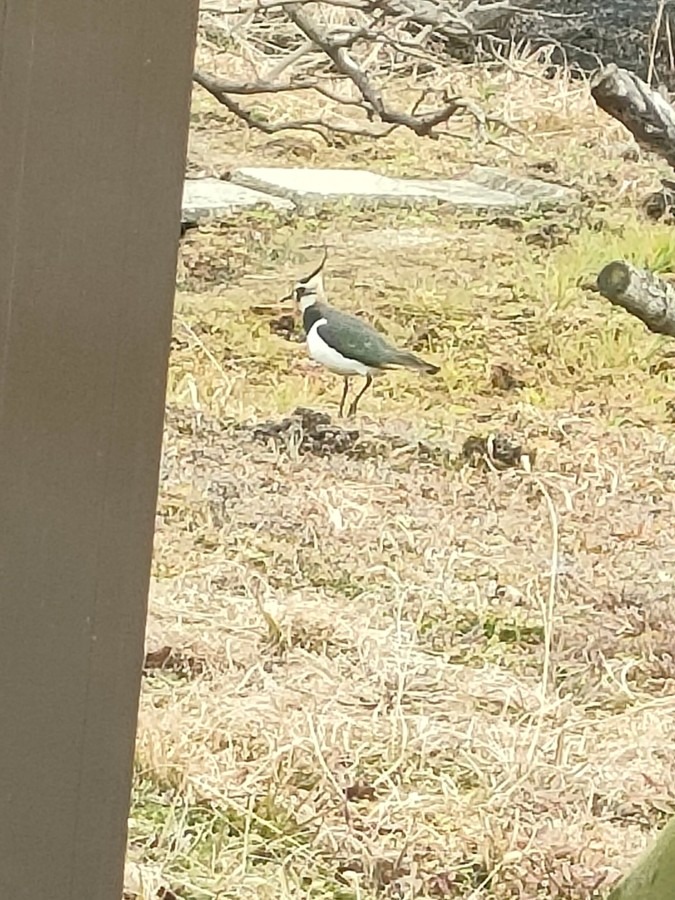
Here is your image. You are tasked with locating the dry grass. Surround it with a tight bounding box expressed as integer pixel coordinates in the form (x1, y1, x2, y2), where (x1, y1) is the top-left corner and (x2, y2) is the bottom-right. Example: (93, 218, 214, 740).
(127, 41, 675, 900)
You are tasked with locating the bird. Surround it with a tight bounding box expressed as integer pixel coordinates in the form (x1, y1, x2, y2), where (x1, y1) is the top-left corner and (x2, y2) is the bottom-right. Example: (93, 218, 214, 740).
(282, 250, 440, 417)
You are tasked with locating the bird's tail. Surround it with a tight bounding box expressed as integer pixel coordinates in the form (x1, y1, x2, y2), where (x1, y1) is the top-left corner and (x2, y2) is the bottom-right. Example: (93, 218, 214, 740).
(386, 348, 440, 374)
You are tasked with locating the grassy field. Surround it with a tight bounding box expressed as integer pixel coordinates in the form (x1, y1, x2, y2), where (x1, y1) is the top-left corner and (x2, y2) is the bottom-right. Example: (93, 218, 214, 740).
(125, 46, 675, 900)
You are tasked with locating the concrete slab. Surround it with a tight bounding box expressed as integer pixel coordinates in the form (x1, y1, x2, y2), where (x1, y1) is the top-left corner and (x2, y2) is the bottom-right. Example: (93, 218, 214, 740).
(181, 176, 294, 224)
(412, 177, 529, 210)
(466, 165, 580, 208)
(230, 166, 527, 212)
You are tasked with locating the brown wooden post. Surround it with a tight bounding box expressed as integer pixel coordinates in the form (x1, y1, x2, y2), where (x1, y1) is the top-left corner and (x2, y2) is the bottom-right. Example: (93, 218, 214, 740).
(0, 2, 198, 898)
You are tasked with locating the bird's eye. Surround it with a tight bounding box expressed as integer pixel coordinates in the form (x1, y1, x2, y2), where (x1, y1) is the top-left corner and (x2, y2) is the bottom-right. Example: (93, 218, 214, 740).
(294, 285, 306, 301)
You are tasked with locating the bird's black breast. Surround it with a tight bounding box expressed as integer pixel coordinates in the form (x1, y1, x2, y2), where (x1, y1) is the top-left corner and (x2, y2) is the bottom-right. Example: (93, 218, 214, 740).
(302, 305, 324, 333)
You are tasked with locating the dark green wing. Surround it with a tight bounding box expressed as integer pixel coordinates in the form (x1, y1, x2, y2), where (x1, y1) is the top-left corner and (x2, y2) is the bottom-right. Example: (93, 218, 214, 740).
(316, 307, 397, 369)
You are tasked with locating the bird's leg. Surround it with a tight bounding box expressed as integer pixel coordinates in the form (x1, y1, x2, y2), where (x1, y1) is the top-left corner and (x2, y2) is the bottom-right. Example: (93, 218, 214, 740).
(338, 377, 350, 418)
(347, 374, 373, 417)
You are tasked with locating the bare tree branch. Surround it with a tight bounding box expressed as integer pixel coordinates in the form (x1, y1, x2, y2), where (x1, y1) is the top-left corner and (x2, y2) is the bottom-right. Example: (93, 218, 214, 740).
(210, 89, 396, 142)
(284, 2, 461, 136)
(194, 69, 318, 96)
(193, 0, 538, 142)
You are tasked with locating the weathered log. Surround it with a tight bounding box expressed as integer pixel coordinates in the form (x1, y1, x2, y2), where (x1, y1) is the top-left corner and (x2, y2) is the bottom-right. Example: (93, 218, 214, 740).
(591, 64, 675, 170)
(643, 178, 675, 222)
(609, 816, 675, 900)
(596, 260, 675, 337)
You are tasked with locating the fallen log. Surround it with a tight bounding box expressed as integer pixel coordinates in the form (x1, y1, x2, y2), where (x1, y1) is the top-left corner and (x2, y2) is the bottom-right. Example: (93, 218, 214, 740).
(591, 64, 675, 170)
(596, 260, 675, 337)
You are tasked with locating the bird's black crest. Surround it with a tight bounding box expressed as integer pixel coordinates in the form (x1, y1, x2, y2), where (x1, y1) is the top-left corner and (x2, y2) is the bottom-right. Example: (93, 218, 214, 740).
(298, 246, 328, 285)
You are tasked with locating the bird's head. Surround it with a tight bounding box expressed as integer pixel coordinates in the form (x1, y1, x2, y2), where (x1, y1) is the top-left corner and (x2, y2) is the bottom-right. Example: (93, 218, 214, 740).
(281, 248, 328, 312)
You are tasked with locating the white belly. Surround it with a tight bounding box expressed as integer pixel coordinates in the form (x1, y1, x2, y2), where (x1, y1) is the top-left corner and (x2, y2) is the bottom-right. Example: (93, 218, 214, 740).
(306, 318, 371, 376)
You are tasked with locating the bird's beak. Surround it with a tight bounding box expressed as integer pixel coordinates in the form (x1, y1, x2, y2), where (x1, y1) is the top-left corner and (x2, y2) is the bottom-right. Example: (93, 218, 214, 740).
(278, 292, 294, 304)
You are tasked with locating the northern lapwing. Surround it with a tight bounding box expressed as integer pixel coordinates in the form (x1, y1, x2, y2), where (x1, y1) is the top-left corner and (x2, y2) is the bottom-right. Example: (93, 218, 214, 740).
(283, 251, 440, 417)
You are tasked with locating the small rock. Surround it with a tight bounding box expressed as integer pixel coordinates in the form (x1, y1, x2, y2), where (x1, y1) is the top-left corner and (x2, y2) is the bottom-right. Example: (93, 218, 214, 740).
(251, 407, 360, 457)
(490, 363, 525, 392)
(269, 313, 301, 342)
(181, 176, 294, 224)
(461, 433, 532, 470)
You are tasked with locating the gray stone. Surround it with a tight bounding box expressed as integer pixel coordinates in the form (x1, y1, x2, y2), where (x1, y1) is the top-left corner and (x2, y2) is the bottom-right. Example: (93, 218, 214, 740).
(412, 177, 530, 210)
(230, 166, 528, 212)
(181, 177, 294, 223)
(466, 165, 580, 208)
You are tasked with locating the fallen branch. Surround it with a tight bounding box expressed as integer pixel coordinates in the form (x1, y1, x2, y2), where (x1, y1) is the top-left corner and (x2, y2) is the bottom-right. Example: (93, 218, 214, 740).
(285, 2, 463, 136)
(591, 64, 675, 169)
(596, 260, 675, 338)
(194, 69, 318, 96)
(208, 89, 396, 142)
(193, 69, 364, 106)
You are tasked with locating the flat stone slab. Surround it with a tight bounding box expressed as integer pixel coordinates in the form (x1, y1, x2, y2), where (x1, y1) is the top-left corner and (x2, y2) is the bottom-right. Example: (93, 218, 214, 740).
(181, 177, 294, 223)
(466, 164, 580, 208)
(230, 166, 530, 212)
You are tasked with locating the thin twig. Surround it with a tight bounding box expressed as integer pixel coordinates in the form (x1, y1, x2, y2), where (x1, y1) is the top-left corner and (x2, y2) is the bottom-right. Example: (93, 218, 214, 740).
(648, 0, 667, 86)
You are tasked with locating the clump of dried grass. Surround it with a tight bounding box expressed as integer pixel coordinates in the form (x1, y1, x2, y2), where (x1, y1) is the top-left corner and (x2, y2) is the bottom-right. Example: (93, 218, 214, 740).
(134, 403, 675, 899)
